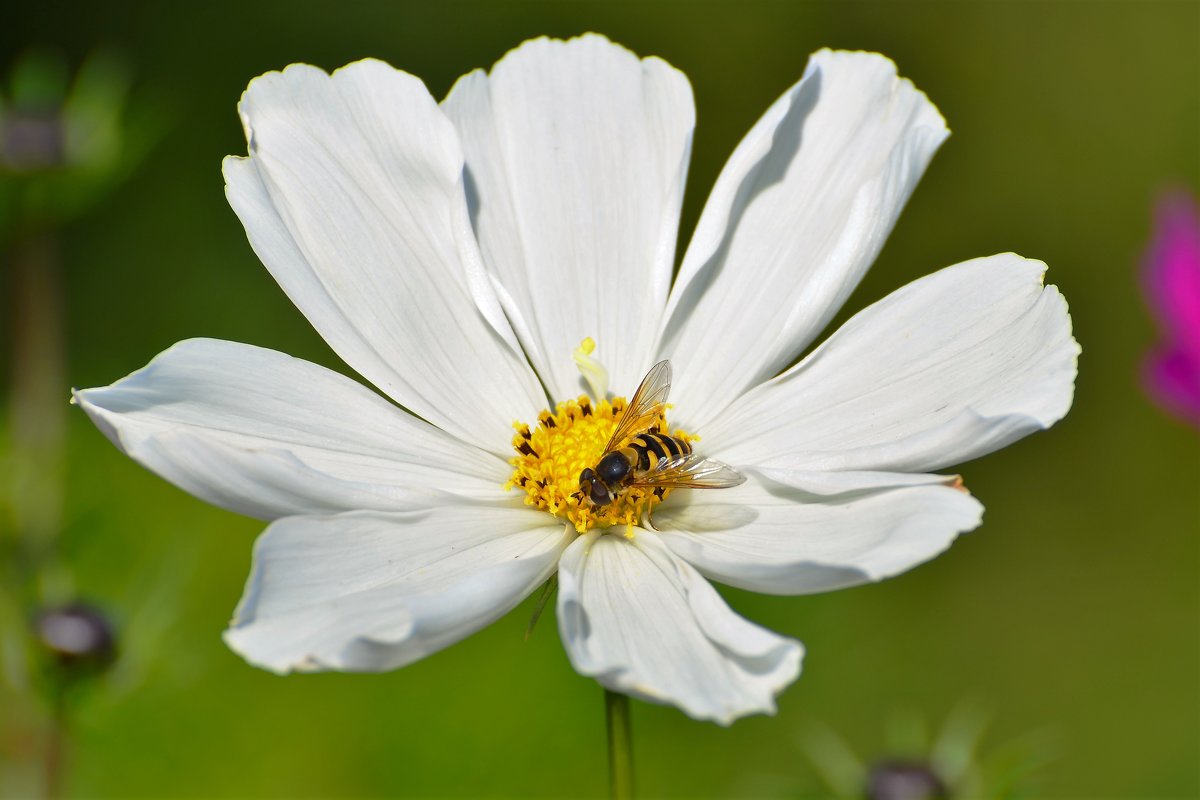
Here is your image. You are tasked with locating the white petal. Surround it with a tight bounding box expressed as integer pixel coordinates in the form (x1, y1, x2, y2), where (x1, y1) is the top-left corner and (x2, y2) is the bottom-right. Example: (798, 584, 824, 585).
(557, 531, 802, 725)
(443, 34, 695, 401)
(748, 467, 958, 495)
(660, 50, 948, 430)
(703, 255, 1080, 473)
(224, 505, 570, 673)
(654, 477, 983, 595)
(75, 339, 510, 520)
(224, 60, 544, 452)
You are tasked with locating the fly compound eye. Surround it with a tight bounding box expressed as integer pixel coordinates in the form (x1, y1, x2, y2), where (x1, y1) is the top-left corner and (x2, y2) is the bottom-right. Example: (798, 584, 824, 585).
(596, 452, 630, 484)
(579, 468, 596, 490)
(589, 480, 611, 506)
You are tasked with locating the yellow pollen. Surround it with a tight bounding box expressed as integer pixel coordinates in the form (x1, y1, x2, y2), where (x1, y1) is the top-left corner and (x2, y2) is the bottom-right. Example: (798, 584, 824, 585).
(506, 395, 695, 534)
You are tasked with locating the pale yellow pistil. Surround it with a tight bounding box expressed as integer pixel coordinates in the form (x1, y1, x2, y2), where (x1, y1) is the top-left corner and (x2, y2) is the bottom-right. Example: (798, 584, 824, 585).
(506, 395, 693, 534)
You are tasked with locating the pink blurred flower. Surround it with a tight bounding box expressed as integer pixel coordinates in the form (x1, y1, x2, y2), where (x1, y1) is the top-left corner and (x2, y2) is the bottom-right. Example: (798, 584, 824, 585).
(1143, 190, 1200, 426)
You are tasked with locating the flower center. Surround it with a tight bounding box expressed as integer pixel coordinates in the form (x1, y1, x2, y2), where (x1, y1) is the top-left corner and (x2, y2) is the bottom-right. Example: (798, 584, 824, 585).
(506, 394, 693, 534)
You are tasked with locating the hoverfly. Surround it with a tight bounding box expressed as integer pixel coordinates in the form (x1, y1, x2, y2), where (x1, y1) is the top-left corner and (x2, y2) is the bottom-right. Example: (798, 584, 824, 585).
(577, 360, 745, 511)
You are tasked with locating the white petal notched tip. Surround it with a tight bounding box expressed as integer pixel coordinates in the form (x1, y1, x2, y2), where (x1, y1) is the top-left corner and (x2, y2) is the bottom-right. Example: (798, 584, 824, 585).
(73, 339, 512, 520)
(225, 507, 572, 673)
(653, 478, 984, 596)
(660, 49, 950, 431)
(225, 59, 544, 453)
(703, 253, 1080, 474)
(443, 33, 695, 400)
(557, 532, 802, 725)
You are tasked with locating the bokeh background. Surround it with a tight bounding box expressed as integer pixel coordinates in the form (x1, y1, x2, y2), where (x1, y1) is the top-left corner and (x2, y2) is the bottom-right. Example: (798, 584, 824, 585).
(2, 1, 1197, 797)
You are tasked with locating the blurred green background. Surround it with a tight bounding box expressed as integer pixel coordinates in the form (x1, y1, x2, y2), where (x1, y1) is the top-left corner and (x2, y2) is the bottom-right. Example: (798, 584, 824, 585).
(2, 1, 1197, 797)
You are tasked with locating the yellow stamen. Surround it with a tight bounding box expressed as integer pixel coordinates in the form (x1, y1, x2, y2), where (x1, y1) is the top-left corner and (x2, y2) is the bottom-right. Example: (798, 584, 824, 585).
(572, 336, 608, 401)
(506, 394, 694, 534)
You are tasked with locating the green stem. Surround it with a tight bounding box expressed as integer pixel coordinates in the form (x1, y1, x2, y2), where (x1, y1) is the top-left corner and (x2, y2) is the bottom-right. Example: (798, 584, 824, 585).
(7, 233, 67, 584)
(43, 680, 68, 800)
(605, 689, 634, 800)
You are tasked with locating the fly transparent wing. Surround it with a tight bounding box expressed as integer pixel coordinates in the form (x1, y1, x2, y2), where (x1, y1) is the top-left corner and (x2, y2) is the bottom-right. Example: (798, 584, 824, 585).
(603, 360, 672, 454)
(629, 453, 746, 490)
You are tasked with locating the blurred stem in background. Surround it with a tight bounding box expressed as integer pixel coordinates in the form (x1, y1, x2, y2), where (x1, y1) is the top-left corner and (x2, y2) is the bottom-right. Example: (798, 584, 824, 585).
(0, 46, 161, 798)
(8, 231, 67, 600)
(6, 216, 77, 800)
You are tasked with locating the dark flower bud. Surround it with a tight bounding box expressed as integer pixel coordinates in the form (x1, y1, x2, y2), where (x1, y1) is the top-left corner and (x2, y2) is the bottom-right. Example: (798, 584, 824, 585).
(3, 108, 66, 171)
(33, 602, 117, 671)
(865, 760, 949, 800)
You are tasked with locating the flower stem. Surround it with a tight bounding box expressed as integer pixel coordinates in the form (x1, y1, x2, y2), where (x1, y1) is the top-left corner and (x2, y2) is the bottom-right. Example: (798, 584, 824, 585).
(604, 689, 634, 799)
(7, 233, 67, 580)
(43, 680, 68, 800)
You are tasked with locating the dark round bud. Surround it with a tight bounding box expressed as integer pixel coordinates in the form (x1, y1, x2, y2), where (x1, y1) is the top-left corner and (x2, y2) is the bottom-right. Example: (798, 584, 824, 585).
(596, 452, 630, 484)
(3, 109, 66, 171)
(865, 760, 948, 800)
(34, 603, 117, 671)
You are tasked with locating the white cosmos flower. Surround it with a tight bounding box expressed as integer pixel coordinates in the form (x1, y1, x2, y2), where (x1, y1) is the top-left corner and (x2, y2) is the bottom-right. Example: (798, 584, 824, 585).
(75, 34, 1078, 725)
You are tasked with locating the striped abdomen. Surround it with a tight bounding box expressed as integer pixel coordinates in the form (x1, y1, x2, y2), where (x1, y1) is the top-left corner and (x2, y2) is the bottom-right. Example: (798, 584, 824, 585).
(619, 432, 692, 474)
